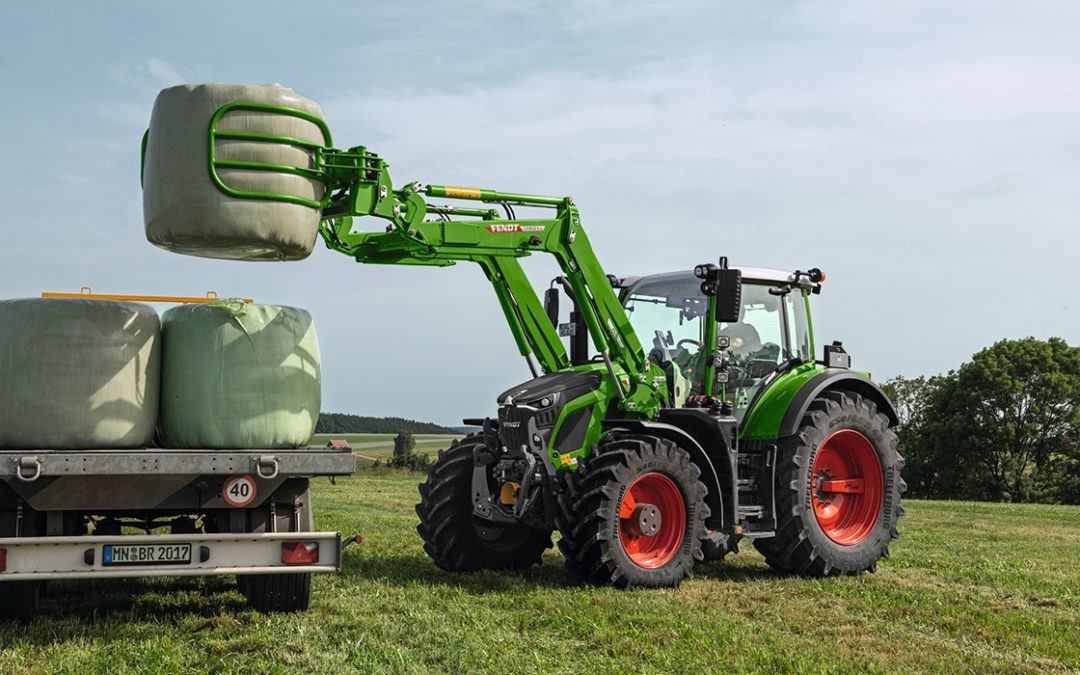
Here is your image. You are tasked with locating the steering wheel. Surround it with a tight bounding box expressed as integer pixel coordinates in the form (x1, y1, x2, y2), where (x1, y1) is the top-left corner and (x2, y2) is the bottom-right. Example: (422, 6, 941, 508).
(676, 339, 700, 351)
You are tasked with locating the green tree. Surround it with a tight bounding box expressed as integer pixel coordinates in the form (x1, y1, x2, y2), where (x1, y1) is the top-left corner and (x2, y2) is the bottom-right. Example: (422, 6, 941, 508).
(920, 338, 1080, 503)
(389, 430, 430, 470)
(393, 431, 416, 462)
(882, 374, 937, 498)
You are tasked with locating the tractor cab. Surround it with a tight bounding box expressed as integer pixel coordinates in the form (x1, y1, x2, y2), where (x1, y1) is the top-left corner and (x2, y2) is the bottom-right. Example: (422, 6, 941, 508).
(621, 266, 817, 418)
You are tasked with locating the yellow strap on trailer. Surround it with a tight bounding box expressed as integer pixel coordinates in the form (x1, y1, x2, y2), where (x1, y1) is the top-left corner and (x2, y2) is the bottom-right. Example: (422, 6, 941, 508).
(41, 287, 253, 304)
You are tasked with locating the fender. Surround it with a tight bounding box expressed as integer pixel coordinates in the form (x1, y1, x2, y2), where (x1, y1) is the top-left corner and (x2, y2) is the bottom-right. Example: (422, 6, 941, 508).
(601, 419, 728, 529)
(777, 370, 899, 438)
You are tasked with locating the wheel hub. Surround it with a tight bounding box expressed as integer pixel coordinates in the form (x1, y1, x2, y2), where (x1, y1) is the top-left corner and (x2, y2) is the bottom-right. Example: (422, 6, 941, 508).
(625, 503, 661, 537)
(618, 472, 685, 568)
(811, 430, 883, 545)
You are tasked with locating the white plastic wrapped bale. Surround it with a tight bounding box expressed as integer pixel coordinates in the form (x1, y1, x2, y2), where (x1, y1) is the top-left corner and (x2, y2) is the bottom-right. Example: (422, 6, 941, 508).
(143, 83, 327, 261)
(159, 300, 321, 449)
(0, 299, 160, 449)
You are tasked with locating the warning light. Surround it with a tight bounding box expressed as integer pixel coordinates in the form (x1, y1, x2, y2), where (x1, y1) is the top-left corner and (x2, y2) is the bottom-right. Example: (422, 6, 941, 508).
(0, 548, 6, 572)
(281, 541, 319, 565)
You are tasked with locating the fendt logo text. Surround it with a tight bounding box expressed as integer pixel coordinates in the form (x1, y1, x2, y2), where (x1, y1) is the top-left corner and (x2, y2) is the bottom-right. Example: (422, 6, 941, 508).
(486, 225, 545, 233)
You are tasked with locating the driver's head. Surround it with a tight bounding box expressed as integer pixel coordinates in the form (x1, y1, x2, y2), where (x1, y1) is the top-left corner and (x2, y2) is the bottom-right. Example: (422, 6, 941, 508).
(720, 323, 761, 351)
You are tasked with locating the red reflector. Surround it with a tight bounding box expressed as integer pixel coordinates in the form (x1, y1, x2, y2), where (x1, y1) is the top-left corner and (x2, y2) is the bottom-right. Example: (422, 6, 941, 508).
(281, 541, 319, 565)
(0, 548, 6, 572)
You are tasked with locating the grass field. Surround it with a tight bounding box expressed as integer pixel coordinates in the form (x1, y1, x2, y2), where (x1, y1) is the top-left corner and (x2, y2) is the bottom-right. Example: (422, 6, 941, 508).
(309, 433, 464, 464)
(1, 438, 1077, 673)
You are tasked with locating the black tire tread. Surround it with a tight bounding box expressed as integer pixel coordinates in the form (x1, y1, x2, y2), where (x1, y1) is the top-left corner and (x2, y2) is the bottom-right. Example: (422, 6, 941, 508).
(556, 434, 708, 589)
(0, 504, 41, 621)
(755, 391, 906, 577)
(242, 482, 315, 613)
(416, 436, 553, 572)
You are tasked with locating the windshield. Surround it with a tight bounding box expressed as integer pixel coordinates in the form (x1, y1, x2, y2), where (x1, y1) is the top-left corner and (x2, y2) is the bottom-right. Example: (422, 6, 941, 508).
(623, 271, 812, 419)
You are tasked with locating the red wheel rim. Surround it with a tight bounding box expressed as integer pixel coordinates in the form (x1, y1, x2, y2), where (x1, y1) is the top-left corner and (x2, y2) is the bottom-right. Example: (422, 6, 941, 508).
(618, 472, 685, 568)
(811, 430, 883, 545)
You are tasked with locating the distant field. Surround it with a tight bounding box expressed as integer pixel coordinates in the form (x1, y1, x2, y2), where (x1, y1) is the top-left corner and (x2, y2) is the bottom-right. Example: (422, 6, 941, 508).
(1, 466, 1077, 673)
(309, 432, 463, 463)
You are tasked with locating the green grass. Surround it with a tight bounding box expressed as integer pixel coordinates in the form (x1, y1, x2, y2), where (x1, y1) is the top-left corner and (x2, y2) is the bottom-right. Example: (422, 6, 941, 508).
(1, 464, 1077, 673)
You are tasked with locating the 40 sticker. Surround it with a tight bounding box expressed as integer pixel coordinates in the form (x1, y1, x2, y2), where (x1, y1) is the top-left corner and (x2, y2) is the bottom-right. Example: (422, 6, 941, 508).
(222, 474, 258, 507)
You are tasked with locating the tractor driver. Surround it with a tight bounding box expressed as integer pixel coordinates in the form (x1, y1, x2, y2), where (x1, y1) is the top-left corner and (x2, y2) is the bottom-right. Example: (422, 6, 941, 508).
(719, 322, 762, 358)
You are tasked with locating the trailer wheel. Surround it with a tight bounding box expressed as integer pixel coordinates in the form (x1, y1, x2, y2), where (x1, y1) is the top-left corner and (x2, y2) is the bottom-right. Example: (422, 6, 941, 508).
(0, 580, 40, 622)
(0, 503, 43, 622)
(557, 434, 707, 588)
(241, 480, 314, 613)
(416, 436, 552, 571)
(755, 391, 905, 576)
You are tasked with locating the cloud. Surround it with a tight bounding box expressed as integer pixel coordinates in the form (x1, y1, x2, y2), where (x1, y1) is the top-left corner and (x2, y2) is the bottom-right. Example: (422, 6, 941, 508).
(106, 57, 193, 95)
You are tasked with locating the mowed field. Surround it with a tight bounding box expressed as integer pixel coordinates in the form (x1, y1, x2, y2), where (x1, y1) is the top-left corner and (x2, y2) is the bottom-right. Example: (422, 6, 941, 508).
(0, 435, 1077, 674)
(308, 433, 464, 464)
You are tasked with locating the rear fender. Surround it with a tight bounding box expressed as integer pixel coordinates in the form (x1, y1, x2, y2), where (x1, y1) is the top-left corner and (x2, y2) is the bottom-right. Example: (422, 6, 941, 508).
(741, 368, 898, 441)
(777, 371, 899, 437)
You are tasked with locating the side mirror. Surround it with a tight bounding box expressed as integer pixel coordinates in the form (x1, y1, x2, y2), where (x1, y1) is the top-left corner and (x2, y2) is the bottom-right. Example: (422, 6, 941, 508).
(714, 269, 741, 323)
(695, 261, 742, 323)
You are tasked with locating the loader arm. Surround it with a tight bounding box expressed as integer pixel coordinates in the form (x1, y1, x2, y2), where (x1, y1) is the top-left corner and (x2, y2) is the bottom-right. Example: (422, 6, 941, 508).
(313, 148, 661, 416)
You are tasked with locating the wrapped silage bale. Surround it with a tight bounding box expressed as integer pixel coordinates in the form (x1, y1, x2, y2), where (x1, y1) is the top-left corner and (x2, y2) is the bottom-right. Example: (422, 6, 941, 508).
(159, 300, 321, 448)
(143, 83, 327, 261)
(0, 299, 160, 449)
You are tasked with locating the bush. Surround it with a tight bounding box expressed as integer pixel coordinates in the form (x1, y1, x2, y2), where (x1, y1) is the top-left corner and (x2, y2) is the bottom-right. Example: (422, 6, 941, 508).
(389, 431, 431, 470)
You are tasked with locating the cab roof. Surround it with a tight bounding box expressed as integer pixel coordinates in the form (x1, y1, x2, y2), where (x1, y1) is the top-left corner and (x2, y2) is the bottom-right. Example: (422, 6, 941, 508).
(620, 266, 821, 293)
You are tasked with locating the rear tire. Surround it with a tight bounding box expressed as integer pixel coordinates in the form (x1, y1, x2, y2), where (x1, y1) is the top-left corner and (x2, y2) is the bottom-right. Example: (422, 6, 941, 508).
(416, 436, 553, 571)
(557, 434, 707, 588)
(755, 391, 905, 576)
(241, 480, 314, 613)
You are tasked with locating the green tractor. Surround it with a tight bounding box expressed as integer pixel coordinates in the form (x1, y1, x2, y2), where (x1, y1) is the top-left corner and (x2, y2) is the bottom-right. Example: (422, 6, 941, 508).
(413, 260, 905, 587)
(320, 167, 905, 588)
(159, 91, 905, 588)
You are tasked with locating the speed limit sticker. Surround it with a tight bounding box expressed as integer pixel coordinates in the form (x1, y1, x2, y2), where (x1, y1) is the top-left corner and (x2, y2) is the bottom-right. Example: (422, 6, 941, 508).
(222, 475, 257, 507)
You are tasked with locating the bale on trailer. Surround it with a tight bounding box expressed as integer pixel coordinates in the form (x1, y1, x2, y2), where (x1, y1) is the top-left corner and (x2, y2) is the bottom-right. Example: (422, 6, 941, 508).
(158, 299, 322, 449)
(0, 298, 159, 449)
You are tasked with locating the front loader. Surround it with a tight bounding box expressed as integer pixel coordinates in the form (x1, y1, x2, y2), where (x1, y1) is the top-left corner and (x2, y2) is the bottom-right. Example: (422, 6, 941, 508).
(152, 89, 906, 588)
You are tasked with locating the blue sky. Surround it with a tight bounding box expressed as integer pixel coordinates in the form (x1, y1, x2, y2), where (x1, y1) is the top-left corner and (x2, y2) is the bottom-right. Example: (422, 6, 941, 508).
(2, 2, 1078, 425)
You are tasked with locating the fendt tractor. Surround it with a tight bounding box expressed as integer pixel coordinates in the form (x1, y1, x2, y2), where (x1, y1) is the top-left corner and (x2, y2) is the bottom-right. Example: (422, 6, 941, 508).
(151, 85, 905, 589)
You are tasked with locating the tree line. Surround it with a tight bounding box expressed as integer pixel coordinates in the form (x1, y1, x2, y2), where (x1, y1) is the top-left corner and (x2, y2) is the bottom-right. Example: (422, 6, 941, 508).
(316, 413, 456, 435)
(882, 337, 1080, 505)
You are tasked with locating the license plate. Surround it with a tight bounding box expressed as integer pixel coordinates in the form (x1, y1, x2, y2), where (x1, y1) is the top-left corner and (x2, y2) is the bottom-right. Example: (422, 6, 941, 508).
(102, 543, 192, 566)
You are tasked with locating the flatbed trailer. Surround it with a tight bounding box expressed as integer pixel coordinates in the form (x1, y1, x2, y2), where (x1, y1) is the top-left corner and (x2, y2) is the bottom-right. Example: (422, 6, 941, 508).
(0, 444, 356, 619)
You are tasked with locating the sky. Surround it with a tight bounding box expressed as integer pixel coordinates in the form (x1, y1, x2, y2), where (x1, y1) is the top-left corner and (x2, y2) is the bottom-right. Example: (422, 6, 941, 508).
(2, 2, 1077, 426)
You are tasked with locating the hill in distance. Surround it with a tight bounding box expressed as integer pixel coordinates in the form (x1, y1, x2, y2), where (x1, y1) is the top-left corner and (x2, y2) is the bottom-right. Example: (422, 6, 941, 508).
(316, 412, 458, 435)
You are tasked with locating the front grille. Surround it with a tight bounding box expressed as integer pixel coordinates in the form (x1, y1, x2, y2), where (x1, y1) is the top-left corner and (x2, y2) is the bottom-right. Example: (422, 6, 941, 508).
(498, 407, 530, 451)
(534, 407, 557, 428)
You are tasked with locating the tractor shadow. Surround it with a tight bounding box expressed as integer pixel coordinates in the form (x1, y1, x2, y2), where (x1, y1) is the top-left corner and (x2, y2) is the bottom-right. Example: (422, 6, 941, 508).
(342, 550, 583, 594)
(340, 545, 781, 595)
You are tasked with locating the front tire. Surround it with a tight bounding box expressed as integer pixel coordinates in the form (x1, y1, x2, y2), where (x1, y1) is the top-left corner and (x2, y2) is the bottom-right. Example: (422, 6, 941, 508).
(416, 436, 553, 571)
(557, 434, 708, 588)
(756, 391, 905, 576)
